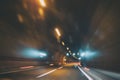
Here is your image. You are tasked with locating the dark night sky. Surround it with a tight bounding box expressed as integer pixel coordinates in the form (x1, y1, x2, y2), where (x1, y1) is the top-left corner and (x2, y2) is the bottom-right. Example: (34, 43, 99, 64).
(0, 0, 120, 71)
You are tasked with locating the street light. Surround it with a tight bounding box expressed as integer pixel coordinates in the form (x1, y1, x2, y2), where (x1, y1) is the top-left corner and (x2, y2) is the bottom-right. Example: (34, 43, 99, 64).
(66, 53, 69, 56)
(81, 52, 86, 57)
(69, 50, 71, 53)
(73, 53, 75, 56)
(55, 28, 61, 37)
(78, 57, 81, 60)
(39, 0, 46, 7)
(66, 47, 69, 50)
(38, 8, 44, 18)
(62, 41, 65, 46)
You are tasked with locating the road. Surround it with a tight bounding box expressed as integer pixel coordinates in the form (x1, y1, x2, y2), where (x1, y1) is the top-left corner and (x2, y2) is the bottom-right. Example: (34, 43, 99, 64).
(0, 63, 120, 80)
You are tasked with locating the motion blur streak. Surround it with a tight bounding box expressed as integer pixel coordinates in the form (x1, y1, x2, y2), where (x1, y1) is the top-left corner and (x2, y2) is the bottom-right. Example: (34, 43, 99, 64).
(84, 67, 90, 71)
(58, 66, 63, 69)
(94, 69, 120, 80)
(78, 66, 93, 80)
(84, 69, 102, 80)
(0, 0, 120, 80)
(20, 66, 34, 69)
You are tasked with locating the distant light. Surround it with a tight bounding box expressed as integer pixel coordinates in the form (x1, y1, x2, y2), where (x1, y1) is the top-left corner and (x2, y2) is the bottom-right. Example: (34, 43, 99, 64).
(39, 52, 47, 58)
(69, 50, 71, 53)
(39, 0, 46, 7)
(77, 52, 80, 55)
(49, 64, 54, 66)
(66, 47, 69, 50)
(64, 58, 66, 61)
(21, 48, 47, 58)
(17, 14, 23, 23)
(66, 53, 69, 56)
(78, 57, 81, 60)
(63, 57, 67, 61)
(80, 49, 98, 60)
(38, 8, 44, 17)
(73, 53, 75, 56)
(81, 52, 85, 57)
(55, 28, 61, 37)
(62, 41, 65, 46)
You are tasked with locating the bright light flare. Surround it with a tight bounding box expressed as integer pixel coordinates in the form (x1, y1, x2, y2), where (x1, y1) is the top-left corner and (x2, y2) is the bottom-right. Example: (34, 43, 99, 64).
(39, 0, 46, 7)
(55, 28, 61, 37)
(81, 52, 86, 57)
(39, 52, 47, 58)
(80, 49, 98, 60)
(21, 48, 47, 58)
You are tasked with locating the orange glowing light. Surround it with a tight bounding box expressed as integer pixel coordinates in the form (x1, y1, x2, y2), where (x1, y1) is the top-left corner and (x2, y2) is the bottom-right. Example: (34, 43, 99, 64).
(17, 14, 23, 23)
(55, 28, 61, 37)
(38, 8, 44, 17)
(39, 0, 46, 7)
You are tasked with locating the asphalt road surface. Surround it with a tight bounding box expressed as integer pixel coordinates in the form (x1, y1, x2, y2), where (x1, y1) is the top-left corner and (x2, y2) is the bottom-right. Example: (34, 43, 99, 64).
(0, 63, 120, 80)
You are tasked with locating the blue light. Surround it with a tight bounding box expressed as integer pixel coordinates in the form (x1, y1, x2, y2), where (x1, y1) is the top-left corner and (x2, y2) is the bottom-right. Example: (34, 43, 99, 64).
(66, 53, 69, 56)
(81, 52, 86, 57)
(77, 52, 80, 55)
(21, 48, 47, 58)
(80, 49, 98, 60)
(39, 51, 47, 58)
(78, 57, 81, 60)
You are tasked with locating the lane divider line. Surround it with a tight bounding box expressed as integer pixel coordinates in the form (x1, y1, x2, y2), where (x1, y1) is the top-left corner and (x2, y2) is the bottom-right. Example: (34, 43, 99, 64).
(36, 66, 63, 78)
(78, 66, 94, 80)
(36, 69, 57, 78)
(58, 66, 63, 69)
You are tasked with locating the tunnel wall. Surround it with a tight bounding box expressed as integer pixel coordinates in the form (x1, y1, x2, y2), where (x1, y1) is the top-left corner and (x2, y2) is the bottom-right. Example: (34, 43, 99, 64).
(86, 1, 120, 73)
(0, 61, 40, 69)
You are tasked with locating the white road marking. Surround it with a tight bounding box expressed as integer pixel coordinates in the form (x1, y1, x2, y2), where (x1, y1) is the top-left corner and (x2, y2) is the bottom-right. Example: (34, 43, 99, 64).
(36, 66, 63, 78)
(78, 66, 94, 80)
(36, 69, 57, 78)
(58, 66, 63, 69)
